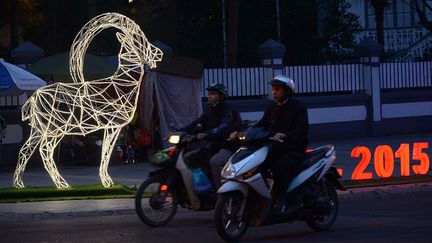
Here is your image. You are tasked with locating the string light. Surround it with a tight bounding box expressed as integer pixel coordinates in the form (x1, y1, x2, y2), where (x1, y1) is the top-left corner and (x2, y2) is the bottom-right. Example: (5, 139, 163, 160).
(13, 12, 163, 188)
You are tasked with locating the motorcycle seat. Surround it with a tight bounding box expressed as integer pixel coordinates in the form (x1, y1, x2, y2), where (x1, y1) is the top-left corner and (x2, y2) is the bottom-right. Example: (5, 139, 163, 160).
(299, 145, 333, 171)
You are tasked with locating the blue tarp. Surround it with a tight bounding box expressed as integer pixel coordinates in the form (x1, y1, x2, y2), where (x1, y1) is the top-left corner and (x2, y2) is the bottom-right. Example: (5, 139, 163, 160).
(0, 63, 14, 91)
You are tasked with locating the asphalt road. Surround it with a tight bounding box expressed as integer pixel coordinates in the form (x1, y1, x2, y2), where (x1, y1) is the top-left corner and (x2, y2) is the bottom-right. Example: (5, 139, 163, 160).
(1, 190, 432, 243)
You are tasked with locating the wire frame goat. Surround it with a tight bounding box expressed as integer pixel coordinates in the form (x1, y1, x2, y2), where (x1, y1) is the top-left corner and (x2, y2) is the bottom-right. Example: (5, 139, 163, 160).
(13, 13, 163, 188)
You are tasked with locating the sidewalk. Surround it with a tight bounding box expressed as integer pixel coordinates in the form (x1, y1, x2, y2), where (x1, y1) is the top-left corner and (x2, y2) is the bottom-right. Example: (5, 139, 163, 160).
(1, 182, 431, 222)
(0, 162, 153, 189)
(0, 133, 431, 221)
(1, 132, 431, 188)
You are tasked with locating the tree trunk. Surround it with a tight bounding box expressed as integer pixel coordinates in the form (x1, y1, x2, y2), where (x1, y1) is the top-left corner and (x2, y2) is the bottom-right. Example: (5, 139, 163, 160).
(48, 0, 58, 52)
(375, 5, 385, 46)
(370, 0, 386, 47)
(227, 0, 239, 67)
(370, 0, 389, 61)
(167, 0, 177, 53)
(10, 0, 19, 49)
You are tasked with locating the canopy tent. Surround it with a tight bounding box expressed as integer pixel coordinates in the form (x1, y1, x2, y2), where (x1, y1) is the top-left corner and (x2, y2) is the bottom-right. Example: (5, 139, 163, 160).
(11, 41, 45, 65)
(27, 52, 117, 82)
(138, 55, 204, 148)
(0, 59, 47, 107)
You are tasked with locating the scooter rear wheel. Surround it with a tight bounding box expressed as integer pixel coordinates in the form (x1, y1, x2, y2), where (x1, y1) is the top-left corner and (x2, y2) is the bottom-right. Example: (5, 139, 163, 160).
(135, 177, 178, 226)
(306, 180, 339, 231)
(215, 192, 249, 241)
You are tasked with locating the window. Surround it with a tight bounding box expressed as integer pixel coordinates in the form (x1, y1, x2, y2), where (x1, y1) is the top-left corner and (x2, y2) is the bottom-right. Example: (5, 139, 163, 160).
(396, 0, 412, 27)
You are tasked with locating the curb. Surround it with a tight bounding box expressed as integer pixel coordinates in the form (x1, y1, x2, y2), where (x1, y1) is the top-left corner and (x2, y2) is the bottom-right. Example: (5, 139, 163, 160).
(1, 181, 432, 222)
(0, 209, 136, 222)
(338, 181, 432, 199)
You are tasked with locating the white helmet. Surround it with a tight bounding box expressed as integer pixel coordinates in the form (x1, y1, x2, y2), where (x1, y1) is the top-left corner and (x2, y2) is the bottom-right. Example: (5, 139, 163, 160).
(268, 75, 295, 93)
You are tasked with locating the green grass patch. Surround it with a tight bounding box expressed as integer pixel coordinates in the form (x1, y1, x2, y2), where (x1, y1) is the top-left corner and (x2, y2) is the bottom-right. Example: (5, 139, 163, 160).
(0, 184, 136, 203)
(342, 175, 432, 189)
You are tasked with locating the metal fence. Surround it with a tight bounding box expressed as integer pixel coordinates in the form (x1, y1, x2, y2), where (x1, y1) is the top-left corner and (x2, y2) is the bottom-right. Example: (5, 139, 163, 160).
(202, 67, 272, 97)
(282, 64, 364, 94)
(380, 61, 432, 89)
(201, 61, 432, 97)
(202, 65, 365, 97)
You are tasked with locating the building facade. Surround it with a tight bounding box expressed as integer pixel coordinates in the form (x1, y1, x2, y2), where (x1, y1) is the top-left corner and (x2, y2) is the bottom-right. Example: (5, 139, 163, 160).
(348, 0, 432, 61)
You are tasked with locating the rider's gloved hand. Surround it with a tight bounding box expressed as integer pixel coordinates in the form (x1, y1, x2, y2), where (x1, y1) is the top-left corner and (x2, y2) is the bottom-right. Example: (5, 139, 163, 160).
(228, 131, 238, 140)
(196, 133, 207, 140)
(270, 132, 286, 143)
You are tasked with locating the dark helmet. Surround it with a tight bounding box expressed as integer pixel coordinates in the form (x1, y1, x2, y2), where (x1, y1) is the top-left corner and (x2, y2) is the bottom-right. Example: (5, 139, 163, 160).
(206, 83, 228, 98)
(268, 75, 295, 94)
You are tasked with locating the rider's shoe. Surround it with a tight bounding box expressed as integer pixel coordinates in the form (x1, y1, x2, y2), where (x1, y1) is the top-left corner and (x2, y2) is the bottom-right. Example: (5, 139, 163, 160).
(273, 199, 286, 215)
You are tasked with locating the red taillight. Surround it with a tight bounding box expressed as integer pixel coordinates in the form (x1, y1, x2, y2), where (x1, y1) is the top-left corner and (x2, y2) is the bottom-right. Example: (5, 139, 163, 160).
(160, 184, 168, 191)
(306, 149, 314, 153)
(168, 146, 176, 156)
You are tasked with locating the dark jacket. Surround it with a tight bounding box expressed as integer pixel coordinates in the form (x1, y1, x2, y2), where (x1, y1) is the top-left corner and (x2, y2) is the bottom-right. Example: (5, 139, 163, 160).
(254, 98, 309, 152)
(180, 101, 241, 141)
(0, 115, 5, 130)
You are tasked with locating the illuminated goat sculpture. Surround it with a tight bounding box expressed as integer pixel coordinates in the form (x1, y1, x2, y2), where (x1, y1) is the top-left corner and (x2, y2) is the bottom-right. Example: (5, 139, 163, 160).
(13, 13, 163, 188)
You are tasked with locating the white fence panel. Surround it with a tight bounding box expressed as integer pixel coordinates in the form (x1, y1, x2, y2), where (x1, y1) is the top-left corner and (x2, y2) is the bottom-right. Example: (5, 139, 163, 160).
(380, 61, 432, 89)
(202, 62, 430, 97)
(282, 64, 364, 94)
(202, 67, 273, 97)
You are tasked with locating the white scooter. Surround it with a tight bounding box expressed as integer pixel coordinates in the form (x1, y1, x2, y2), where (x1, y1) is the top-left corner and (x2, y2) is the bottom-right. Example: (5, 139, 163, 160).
(214, 127, 345, 241)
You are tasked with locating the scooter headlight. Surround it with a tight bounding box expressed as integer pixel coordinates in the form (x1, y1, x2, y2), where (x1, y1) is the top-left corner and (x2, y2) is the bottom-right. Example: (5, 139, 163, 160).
(221, 162, 236, 179)
(168, 134, 180, 144)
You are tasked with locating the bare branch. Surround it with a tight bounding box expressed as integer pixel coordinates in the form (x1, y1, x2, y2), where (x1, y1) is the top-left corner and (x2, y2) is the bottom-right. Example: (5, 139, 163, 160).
(413, 0, 432, 32)
(423, 0, 432, 12)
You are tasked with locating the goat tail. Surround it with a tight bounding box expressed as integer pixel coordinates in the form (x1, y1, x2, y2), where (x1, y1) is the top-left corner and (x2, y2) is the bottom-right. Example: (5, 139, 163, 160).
(21, 97, 34, 121)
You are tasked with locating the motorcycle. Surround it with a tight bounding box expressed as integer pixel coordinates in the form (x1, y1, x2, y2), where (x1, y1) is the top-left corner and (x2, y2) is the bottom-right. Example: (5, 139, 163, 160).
(214, 127, 345, 241)
(135, 131, 218, 226)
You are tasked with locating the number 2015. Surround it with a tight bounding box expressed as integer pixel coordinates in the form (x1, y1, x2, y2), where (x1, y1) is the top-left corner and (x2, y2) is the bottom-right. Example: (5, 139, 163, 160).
(351, 142, 430, 180)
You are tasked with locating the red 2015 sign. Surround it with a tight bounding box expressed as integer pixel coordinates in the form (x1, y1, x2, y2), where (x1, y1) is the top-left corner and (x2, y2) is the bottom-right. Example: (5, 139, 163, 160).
(350, 142, 430, 180)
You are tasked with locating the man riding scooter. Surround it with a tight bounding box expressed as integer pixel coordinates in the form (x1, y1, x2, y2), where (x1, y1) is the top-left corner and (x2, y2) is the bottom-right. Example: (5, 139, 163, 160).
(179, 83, 241, 189)
(259, 75, 309, 214)
(216, 77, 340, 241)
(231, 75, 309, 214)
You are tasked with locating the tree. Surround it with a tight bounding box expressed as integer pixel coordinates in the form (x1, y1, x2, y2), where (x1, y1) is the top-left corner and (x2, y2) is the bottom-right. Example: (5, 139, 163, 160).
(320, 0, 362, 62)
(279, 0, 321, 65)
(177, 0, 222, 67)
(10, 0, 19, 49)
(235, 0, 278, 66)
(227, 0, 239, 67)
(369, 0, 392, 47)
(413, 0, 432, 32)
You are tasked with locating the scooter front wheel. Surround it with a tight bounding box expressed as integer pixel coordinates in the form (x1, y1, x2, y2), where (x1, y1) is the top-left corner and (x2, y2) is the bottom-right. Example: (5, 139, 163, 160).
(214, 192, 249, 241)
(135, 177, 178, 226)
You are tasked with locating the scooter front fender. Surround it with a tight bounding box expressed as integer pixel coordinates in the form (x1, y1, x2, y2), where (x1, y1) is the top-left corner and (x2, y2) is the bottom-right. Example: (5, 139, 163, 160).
(217, 181, 248, 197)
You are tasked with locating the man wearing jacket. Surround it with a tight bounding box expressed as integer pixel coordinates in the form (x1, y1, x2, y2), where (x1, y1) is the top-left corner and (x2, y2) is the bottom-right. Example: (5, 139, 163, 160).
(0, 115, 5, 143)
(180, 83, 241, 189)
(254, 75, 309, 214)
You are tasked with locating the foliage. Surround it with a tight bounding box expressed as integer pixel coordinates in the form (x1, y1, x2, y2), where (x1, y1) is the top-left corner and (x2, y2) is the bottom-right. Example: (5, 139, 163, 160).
(279, 0, 321, 65)
(18, 0, 90, 54)
(229, 0, 276, 67)
(6, 0, 366, 67)
(320, 0, 362, 62)
(177, 0, 223, 67)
